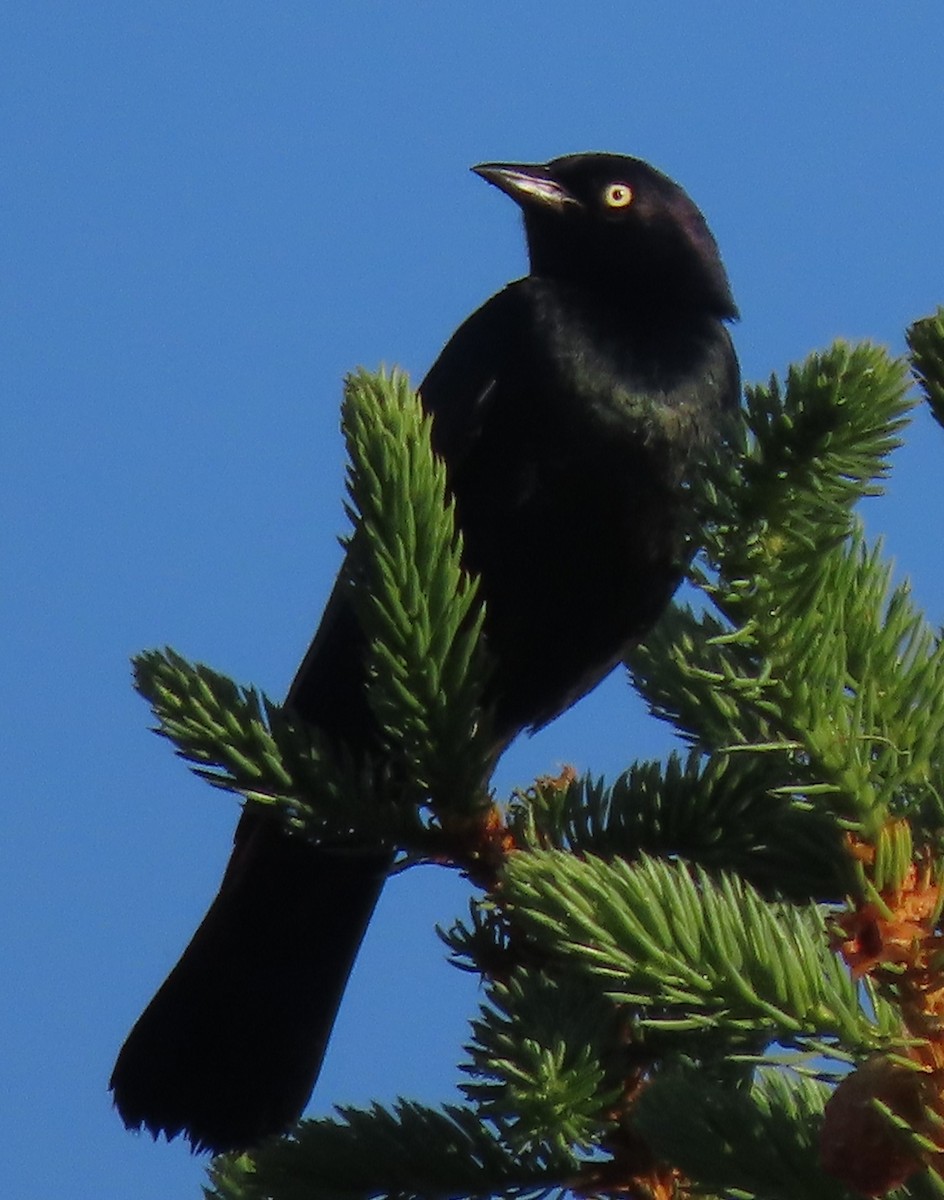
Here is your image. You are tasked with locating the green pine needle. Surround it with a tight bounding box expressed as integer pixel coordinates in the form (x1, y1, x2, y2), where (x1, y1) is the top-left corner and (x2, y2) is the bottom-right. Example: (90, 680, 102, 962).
(341, 367, 493, 818)
(132, 367, 498, 851)
(908, 307, 944, 429)
(132, 647, 396, 844)
(205, 1101, 575, 1200)
(504, 851, 896, 1049)
(462, 971, 621, 1157)
(710, 341, 913, 586)
(508, 751, 848, 902)
(628, 343, 940, 836)
(631, 523, 944, 834)
(634, 1067, 844, 1200)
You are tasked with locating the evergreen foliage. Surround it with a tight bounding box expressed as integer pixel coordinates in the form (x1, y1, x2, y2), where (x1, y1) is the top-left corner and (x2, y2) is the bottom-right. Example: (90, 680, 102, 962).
(503, 851, 896, 1047)
(908, 307, 944, 431)
(340, 367, 493, 819)
(140, 315, 944, 1199)
(134, 367, 493, 859)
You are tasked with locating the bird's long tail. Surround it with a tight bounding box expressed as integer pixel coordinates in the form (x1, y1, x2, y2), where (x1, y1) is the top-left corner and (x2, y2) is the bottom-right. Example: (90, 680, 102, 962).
(110, 812, 390, 1154)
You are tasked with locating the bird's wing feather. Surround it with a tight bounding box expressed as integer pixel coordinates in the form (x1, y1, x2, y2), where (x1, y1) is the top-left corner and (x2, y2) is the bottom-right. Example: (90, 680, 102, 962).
(285, 284, 525, 730)
(418, 283, 524, 466)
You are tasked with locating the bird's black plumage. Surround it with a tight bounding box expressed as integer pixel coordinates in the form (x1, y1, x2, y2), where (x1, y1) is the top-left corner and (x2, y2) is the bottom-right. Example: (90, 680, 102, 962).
(110, 153, 739, 1154)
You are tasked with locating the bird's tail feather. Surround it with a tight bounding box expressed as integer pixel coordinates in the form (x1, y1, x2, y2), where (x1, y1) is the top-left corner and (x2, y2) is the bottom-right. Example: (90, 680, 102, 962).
(110, 814, 390, 1154)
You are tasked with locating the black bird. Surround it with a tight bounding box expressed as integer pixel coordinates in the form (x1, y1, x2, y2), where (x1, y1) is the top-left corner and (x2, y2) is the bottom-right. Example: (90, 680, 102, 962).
(110, 153, 739, 1154)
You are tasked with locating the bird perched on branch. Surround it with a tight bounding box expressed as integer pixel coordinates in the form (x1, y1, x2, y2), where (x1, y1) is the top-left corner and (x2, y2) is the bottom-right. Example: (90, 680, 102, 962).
(110, 152, 739, 1154)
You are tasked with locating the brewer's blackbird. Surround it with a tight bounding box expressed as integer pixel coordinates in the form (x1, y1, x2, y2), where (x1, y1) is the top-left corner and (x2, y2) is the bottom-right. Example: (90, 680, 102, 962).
(111, 153, 739, 1153)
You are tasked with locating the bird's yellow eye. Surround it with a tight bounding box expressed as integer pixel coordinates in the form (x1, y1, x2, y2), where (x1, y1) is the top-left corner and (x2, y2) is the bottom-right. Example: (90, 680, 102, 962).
(602, 182, 633, 209)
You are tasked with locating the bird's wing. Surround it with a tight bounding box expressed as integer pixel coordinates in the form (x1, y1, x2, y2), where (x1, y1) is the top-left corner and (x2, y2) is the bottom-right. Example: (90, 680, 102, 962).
(285, 283, 524, 732)
(418, 282, 524, 466)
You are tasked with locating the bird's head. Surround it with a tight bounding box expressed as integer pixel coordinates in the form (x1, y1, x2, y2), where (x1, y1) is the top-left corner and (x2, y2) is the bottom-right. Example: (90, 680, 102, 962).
(473, 153, 737, 320)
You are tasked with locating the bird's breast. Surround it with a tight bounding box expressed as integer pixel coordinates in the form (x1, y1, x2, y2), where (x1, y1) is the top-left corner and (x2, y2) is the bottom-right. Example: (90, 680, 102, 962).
(434, 278, 736, 738)
(529, 285, 726, 453)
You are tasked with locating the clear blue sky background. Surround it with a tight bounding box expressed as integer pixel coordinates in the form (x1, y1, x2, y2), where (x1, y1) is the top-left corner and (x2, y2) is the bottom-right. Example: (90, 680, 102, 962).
(4, 4, 944, 1197)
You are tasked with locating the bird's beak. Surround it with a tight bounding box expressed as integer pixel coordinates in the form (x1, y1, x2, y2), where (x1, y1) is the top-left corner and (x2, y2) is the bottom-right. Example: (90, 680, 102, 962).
(472, 162, 579, 211)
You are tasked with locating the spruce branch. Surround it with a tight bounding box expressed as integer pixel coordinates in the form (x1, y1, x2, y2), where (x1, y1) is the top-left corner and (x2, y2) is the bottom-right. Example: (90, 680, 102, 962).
(504, 851, 896, 1050)
(341, 367, 493, 820)
(632, 524, 944, 834)
(508, 751, 848, 902)
(133, 647, 390, 843)
(627, 604, 779, 750)
(205, 1101, 576, 1200)
(908, 307, 944, 430)
(133, 369, 498, 857)
(629, 343, 933, 835)
(462, 971, 622, 1158)
(702, 341, 913, 604)
(758, 529, 944, 827)
(633, 1066, 851, 1200)
(632, 342, 913, 736)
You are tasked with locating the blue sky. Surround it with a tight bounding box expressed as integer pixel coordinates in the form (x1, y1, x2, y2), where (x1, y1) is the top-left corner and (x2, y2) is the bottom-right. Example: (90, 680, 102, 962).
(4, 4, 944, 1197)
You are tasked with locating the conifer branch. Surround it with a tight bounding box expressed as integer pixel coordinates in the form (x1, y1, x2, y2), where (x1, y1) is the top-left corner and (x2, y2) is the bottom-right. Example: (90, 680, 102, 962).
(701, 341, 913, 606)
(508, 752, 848, 902)
(631, 523, 944, 834)
(908, 307, 944, 430)
(504, 851, 896, 1050)
(629, 343, 925, 832)
(205, 1101, 576, 1200)
(132, 647, 388, 842)
(132, 368, 495, 855)
(341, 367, 493, 820)
(633, 1067, 848, 1200)
(462, 971, 622, 1158)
